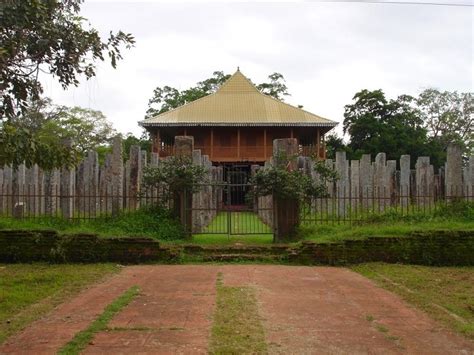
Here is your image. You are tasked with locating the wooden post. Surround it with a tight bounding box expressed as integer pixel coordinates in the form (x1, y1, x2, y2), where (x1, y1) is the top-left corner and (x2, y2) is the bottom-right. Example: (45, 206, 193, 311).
(263, 128, 267, 160)
(322, 134, 326, 159)
(316, 129, 321, 160)
(210, 128, 214, 160)
(152, 129, 161, 154)
(237, 128, 241, 159)
(290, 128, 294, 139)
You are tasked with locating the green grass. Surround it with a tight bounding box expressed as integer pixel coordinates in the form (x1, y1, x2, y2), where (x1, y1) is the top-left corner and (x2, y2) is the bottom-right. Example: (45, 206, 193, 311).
(0, 205, 185, 241)
(0, 263, 118, 345)
(58, 286, 140, 355)
(299, 219, 474, 243)
(353, 263, 474, 339)
(187, 212, 274, 245)
(210, 273, 267, 354)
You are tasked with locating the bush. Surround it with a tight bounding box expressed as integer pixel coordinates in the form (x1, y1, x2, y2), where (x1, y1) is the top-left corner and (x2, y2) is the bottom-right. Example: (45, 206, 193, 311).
(91, 205, 185, 240)
(434, 200, 474, 220)
(0, 205, 186, 241)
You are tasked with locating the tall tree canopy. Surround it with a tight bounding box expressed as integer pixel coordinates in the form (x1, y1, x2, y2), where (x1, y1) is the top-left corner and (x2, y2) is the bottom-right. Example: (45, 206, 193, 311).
(417, 89, 473, 155)
(342, 89, 443, 166)
(0, 0, 134, 119)
(340, 88, 473, 167)
(1, 98, 117, 168)
(145, 71, 290, 119)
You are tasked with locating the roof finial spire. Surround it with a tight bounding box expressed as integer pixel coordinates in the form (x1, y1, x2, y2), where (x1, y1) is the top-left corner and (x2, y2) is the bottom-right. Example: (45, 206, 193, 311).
(237, 66, 240, 72)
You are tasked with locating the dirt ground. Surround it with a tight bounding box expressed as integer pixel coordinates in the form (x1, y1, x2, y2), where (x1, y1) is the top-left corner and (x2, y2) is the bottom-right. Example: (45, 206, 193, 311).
(1, 265, 472, 354)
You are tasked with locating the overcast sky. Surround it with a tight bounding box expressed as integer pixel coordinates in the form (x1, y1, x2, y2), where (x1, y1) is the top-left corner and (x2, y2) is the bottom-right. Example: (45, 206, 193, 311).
(40, 0, 473, 136)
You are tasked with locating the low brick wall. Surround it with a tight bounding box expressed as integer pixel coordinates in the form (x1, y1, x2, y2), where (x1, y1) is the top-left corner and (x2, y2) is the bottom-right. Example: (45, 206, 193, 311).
(291, 231, 474, 266)
(0, 230, 176, 263)
(0, 229, 473, 265)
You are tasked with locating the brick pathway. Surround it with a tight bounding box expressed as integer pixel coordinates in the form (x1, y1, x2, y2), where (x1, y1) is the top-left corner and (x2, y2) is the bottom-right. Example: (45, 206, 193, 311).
(1, 265, 472, 354)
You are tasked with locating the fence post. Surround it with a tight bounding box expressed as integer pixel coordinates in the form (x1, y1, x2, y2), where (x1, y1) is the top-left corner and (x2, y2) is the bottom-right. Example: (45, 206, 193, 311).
(272, 138, 299, 243)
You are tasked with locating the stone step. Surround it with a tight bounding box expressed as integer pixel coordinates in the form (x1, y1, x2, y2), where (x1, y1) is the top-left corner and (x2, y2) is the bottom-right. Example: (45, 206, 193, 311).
(201, 253, 287, 262)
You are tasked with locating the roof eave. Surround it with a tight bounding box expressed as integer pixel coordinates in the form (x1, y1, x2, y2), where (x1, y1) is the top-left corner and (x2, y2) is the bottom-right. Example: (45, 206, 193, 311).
(139, 121, 338, 128)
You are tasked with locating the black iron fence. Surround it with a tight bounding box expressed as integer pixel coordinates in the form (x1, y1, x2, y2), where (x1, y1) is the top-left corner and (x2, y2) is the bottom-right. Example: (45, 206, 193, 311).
(0, 184, 472, 229)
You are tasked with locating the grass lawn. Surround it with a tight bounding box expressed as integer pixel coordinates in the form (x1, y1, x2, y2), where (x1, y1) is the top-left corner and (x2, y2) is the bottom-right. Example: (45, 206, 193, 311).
(352, 263, 474, 339)
(300, 219, 474, 243)
(0, 263, 119, 345)
(210, 273, 267, 354)
(187, 212, 274, 245)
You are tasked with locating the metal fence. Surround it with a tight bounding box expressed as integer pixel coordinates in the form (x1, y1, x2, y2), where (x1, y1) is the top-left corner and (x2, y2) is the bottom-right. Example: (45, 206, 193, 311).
(0, 185, 169, 220)
(0, 184, 472, 229)
(300, 185, 474, 226)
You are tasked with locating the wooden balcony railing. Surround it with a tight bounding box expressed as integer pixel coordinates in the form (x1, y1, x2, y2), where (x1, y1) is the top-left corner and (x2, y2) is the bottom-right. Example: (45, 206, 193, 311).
(158, 144, 325, 161)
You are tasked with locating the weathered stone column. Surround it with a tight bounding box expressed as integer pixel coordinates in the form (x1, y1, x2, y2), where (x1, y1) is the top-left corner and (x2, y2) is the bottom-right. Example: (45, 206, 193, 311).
(350, 160, 360, 214)
(335, 152, 349, 218)
(374, 153, 387, 211)
(84, 151, 99, 216)
(44, 169, 60, 215)
(445, 144, 463, 199)
(60, 139, 75, 219)
(111, 136, 124, 216)
(128, 145, 141, 210)
(400, 155, 410, 208)
(12, 164, 26, 218)
(174, 136, 194, 236)
(360, 154, 373, 210)
(272, 138, 299, 243)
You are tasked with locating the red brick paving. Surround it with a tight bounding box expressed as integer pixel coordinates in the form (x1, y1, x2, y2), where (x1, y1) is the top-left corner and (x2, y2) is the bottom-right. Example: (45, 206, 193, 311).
(1, 265, 472, 355)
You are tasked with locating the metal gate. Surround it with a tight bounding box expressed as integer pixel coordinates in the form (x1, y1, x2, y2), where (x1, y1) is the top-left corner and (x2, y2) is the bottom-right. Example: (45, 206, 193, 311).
(184, 165, 273, 236)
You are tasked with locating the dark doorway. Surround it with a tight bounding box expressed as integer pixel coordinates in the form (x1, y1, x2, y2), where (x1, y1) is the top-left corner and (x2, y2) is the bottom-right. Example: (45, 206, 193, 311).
(223, 164, 251, 207)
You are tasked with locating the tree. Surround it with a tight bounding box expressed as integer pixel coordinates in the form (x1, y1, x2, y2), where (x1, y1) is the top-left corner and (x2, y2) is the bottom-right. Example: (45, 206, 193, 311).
(145, 71, 290, 118)
(2, 99, 118, 168)
(343, 89, 442, 166)
(417, 89, 473, 156)
(325, 134, 351, 160)
(0, 0, 134, 119)
(0, 121, 78, 169)
(122, 131, 151, 160)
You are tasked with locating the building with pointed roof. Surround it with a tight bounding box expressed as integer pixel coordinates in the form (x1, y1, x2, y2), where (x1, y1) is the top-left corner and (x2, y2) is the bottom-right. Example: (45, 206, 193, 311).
(139, 70, 337, 165)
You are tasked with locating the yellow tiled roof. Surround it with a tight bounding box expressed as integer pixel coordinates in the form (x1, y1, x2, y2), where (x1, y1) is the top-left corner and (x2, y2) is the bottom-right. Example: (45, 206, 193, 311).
(139, 70, 337, 127)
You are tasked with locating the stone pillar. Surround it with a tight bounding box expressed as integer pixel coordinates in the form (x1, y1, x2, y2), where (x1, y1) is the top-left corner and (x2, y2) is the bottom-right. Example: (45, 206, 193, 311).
(445, 144, 463, 199)
(360, 154, 373, 210)
(386, 160, 397, 206)
(12, 164, 26, 216)
(350, 160, 360, 214)
(272, 138, 299, 243)
(192, 149, 202, 233)
(60, 139, 75, 219)
(374, 153, 387, 211)
(3, 167, 13, 214)
(84, 151, 99, 217)
(110, 137, 124, 216)
(173, 136, 193, 236)
(400, 155, 410, 208)
(44, 169, 60, 215)
(175, 136, 194, 158)
(416, 157, 432, 206)
(466, 156, 474, 201)
(128, 145, 141, 210)
(335, 152, 349, 218)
